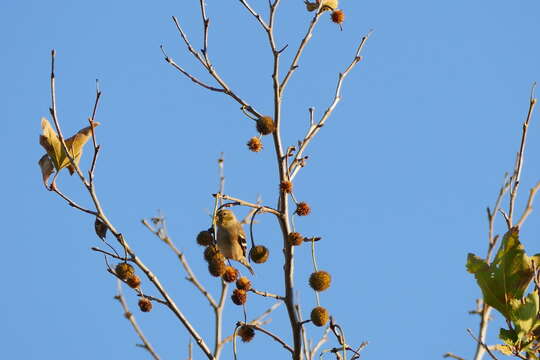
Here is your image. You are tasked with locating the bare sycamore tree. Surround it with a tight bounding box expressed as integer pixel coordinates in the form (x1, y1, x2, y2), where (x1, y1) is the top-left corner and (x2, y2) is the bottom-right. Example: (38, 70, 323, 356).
(38, 1, 370, 359)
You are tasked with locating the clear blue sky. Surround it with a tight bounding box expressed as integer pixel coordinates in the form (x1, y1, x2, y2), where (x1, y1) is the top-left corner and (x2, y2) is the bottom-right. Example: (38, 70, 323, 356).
(2, 0, 540, 359)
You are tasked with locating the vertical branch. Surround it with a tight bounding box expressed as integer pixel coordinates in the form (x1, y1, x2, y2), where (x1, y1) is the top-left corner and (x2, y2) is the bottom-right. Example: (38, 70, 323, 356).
(508, 85, 537, 226)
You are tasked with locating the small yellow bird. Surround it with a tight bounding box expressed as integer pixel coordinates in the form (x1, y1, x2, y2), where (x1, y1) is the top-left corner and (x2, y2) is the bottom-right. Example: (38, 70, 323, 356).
(216, 209, 255, 275)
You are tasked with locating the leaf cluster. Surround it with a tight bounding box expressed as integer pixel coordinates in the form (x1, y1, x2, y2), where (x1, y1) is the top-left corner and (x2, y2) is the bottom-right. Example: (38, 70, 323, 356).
(467, 228, 540, 356)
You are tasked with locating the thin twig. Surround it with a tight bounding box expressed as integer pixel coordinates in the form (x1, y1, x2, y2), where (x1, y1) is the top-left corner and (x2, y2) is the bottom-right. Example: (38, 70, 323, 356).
(467, 328, 499, 360)
(169, 16, 262, 119)
(91, 246, 125, 260)
(238, 0, 270, 30)
(443, 353, 465, 360)
(141, 218, 218, 309)
(115, 281, 160, 360)
(221, 302, 281, 346)
(508, 85, 537, 226)
(516, 181, 540, 228)
(280, 9, 324, 93)
(250, 288, 285, 300)
(311, 327, 331, 360)
(213, 194, 280, 216)
(237, 321, 294, 354)
(289, 32, 372, 180)
(50, 183, 98, 215)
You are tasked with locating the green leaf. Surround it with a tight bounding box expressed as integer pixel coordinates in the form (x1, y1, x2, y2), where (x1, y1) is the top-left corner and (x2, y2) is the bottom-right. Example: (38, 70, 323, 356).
(509, 291, 539, 340)
(499, 327, 518, 346)
(467, 229, 535, 318)
(493, 229, 534, 300)
(466, 253, 488, 274)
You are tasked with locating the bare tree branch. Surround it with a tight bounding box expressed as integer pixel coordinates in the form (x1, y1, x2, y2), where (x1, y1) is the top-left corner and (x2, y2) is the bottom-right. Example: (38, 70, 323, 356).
(115, 281, 160, 360)
(237, 321, 294, 354)
(508, 85, 537, 226)
(289, 31, 372, 180)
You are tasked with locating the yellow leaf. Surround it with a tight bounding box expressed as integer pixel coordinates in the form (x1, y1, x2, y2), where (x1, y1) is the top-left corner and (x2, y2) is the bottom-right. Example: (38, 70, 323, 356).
(64, 122, 99, 174)
(494, 344, 513, 356)
(39, 118, 64, 171)
(38, 118, 99, 174)
(38, 154, 54, 187)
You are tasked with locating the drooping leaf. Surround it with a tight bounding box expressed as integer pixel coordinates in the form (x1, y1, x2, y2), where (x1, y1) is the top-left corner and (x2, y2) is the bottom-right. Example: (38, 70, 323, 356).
(467, 228, 535, 318)
(39, 118, 64, 171)
(38, 154, 54, 187)
(94, 218, 108, 240)
(509, 291, 540, 340)
(39, 117, 99, 174)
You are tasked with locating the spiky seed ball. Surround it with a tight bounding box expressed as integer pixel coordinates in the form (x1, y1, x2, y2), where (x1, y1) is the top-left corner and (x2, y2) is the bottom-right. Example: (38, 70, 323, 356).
(256, 116, 275, 135)
(138, 298, 153, 312)
(309, 271, 332, 292)
(127, 274, 142, 289)
(280, 180, 293, 193)
(247, 137, 263, 152)
(231, 289, 247, 305)
(115, 262, 135, 280)
(237, 325, 255, 342)
(331, 9, 345, 24)
(311, 306, 329, 327)
(236, 277, 252, 291)
(196, 230, 214, 246)
(209, 258, 227, 277)
(295, 202, 311, 216)
(204, 246, 223, 262)
(249, 245, 269, 264)
(288, 232, 304, 246)
(222, 266, 239, 283)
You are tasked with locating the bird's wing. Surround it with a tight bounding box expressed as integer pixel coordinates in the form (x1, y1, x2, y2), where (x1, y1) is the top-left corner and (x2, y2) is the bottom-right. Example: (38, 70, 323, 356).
(237, 223, 248, 258)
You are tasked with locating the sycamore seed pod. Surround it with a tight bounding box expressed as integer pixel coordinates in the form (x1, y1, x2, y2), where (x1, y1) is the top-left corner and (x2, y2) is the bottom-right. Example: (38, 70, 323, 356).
(115, 262, 135, 280)
(138, 298, 153, 313)
(247, 137, 263, 152)
(295, 202, 311, 216)
(249, 245, 269, 264)
(280, 180, 293, 193)
(237, 325, 255, 342)
(209, 258, 227, 277)
(256, 116, 275, 135)
(236, 277, 252, 291)
(222, 266, 239, 283)
(231, 289, 247, 305)
(204, 246, 224, 263)
(309, 270, 332, 292)
(196, 230, 214, 247)
(311, 306, 329, 327)
(288, 232, 304, 246)
(127, 274, 142, 289)
(331, 9, 345, 24)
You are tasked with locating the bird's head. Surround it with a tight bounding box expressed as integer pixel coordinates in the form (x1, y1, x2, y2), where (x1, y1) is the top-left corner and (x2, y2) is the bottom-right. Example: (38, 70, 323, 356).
(216, 209, 237, 226)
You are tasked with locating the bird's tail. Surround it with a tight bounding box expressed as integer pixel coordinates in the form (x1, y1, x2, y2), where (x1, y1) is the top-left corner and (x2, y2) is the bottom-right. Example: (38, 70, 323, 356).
(240, 258, 255, 275)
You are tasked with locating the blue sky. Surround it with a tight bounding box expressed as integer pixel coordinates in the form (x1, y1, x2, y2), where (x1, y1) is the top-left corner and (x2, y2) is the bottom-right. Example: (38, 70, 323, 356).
(2, 0, 540, 359)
